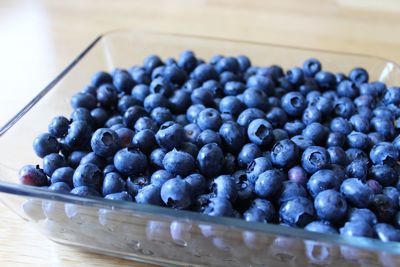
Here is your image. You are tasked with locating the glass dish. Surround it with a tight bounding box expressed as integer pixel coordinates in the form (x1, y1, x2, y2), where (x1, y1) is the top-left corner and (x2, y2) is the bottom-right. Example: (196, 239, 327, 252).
(1, 30, 400, 267)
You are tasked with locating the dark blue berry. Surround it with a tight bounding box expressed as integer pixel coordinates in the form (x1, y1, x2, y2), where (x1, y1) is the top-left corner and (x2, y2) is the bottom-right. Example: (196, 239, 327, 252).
(161, 177, 192, 209)
(33, 133, 59, 158)
(72, 163, 102, 190)
(43, 153, 67, 176)
(307, 169, 340, 198)
(113, 148, 147, 176)
(340, 178, 373, 208)
(281, 92, 306, 117)
(279, 197, 315, 227)
(301, 146, 330, 174)
(197, 143, 224, 177)
(91, 71, 112, 87)
(247, 119, 273, 146)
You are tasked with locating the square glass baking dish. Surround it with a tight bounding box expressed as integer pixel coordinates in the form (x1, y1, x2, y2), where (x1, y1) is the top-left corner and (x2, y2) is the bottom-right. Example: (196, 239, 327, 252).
(1, 30, 400, 267)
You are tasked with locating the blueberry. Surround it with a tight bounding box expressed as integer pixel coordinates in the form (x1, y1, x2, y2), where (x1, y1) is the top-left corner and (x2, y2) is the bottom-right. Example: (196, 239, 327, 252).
(302, 122, 329, 145)
(113, 148, 147, 176)
(327, 146, 347, 166)
(164, 64, 186, 86)
(72, 163, 102, 190)
(373, 106, 394, 120)
(307, 169, 340, 198)
(105, 191, 133, 201)
(305, 221, 338, 234)
(340, 221, 374, 238)
(131, 84, 150, 102)
(237, 143, 262, 168)
(43, 153, 67, 176)
(314, 189, 347, 222)
(90, 128, 121, 158)
(382, 187, 400, 208)
(161, 177, 192, 209)
(132, 129, 157, 153)
(369, 164, 397, 186)
(374, 223, 400, 242)
(236, 55, 251, 72)
(246, 75, 275, 95)
(337, 80, 359, 99)
(169, 90, 191, 114)
(103, 164, 117, 175)
(96, 84, 118, 108)
(150, 107, 172, 125)
(126, 176, 149, 197)
(195, 108, 222, 131)
(383, 86, 400, 105)
(247, 119, 273, 146)
(281, 92, 306, 117)
(288, 166, 308, 185)
(249, 198, 276, 221)
(192, 63, 218, 83)
(340, 178, 373, 208)
(329, 117, 353, 135)
(315, 71, 336, 90)
(303, 58, 322, 77)
(218, 96, 245, 117)
(70, 186, 100, 197)
(270, 139, 299, 168)
(246, 156, 273, 183)
(48, 116, 70, 138)
(50, 167, 74, 186)
(349, 67, 369, 85)
(284, 120, 306, 136)
(33, 133, 59, 158)
(64, 121, 92, 149)
(237, 108, 266, 128)
(178, 50, 197, 72)
(346, 148, 369, 164)
(130, 68, 150, 85)
(219, 121, 246, 153)
(135, 184, 162, 205)
(279, 197, 315, 227)
(279, 181, 308, 204)
(67, 150, 88, 168)
(190, 87, 214, 107)
(306, 91, 322, 103)
(90, 108, 109, 128)
(243, 207, 271, 222)
(354, 95, 375, 108)
(155, 121, 185, 150)
(19, 165, 48, 186)
(91, 71, 112, 87)
(197, 143, 224, 177)
(117, 95, 140, 114)
(301, 146, 330, 174)
(102, 172, 126, 196)
(48, 181, 71, 193)
(142, 54, 163, 74)
(113, 71, 135, 94)
(234, 174, 254, 202)
(185, 173, 206, 197)
(196, 129, 222, 147)
(202, 197, 234, 217)
(371, 118, 395, 140)
(162, 149, 195, 177)
(215, 56, 239, 74)
(349, 114, 370, 133)
(348, 208, 378, 226)
(286, 67, 305, 86)
(150, 148, 167, 169)
(333, 97, 356, 118)
(211, 175, 237, 202)
(346, 160, 368, 180)
(80, 152, 107, 169)
(242, 87, 268, 111)
(105, 115, 124, 128)
(370, 142, 399, 165)
(371, 194, 397, 222)
(143, 93, 169, 112)
(266, 107, 288, 128)
(254, 169, 285, 199)
(301, 106, 322, 125)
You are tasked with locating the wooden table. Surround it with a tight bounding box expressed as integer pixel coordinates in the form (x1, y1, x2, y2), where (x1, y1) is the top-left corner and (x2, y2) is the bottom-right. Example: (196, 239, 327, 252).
(0, 0, 400, 266)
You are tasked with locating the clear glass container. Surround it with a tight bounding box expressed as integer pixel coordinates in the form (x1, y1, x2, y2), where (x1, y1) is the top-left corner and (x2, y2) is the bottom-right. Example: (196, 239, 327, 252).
(1, 30, 400, 267)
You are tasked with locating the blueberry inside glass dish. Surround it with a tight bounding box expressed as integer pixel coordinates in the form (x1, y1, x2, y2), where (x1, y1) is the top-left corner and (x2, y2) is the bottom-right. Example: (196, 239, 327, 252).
(1, 30, 400, 266)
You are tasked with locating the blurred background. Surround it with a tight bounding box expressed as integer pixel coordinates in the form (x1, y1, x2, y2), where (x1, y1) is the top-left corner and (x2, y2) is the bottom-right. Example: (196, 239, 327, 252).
(1, 0, 400, 124)
(0, 0, 400, 266)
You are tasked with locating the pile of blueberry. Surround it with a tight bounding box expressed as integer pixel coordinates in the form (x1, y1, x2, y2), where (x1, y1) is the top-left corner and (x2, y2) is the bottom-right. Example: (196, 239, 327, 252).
(19, 51, 400, 242)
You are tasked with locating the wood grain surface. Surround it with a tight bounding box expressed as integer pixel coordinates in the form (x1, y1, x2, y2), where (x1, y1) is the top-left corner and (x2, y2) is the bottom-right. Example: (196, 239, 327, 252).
(0, 0, 400, 266)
